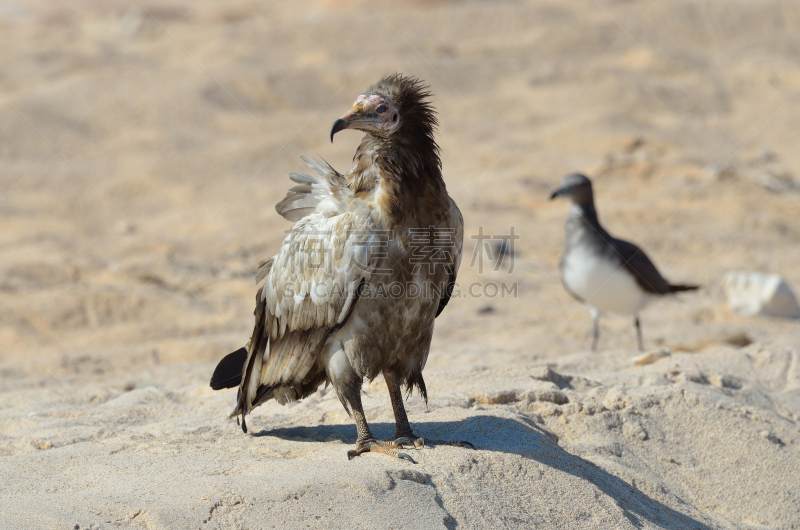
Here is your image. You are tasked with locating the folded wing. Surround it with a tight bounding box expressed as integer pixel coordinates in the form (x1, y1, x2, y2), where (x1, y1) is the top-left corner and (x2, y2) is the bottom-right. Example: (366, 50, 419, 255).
(436, 198, 463, 318)
(610, 238, 672, 295)
(233, 158, 380, 430)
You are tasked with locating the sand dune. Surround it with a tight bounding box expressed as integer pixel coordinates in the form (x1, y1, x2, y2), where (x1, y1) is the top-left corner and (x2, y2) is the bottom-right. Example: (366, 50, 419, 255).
(3, 347, 798, 528)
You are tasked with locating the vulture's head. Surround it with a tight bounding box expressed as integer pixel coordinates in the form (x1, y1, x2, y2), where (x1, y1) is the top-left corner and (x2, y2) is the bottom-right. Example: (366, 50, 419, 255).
(550, 173, 594, 204)
(330, 73, 438, 146)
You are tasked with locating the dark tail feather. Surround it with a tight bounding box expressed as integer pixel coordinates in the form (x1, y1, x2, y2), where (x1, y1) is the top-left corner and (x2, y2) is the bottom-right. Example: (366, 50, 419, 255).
(210, 347, 248, 390)
(669, 284, 700, 293)
(236, 290, 270, 433)
(405, 372, 428, 404)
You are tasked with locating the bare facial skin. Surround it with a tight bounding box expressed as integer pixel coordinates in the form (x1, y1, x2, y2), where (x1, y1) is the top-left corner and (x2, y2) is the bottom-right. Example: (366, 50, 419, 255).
(352, 94, 401, 134)
(330, 94, 401, 140)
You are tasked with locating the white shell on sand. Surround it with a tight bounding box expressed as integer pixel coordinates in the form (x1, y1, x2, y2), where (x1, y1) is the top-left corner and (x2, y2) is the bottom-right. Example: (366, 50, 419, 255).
(723, 271, 800, 319)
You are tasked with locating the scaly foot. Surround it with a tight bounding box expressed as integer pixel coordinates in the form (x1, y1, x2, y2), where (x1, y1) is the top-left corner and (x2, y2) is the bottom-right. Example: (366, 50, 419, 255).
(392, 435, 425, 449)
(347, 438, 417, 462)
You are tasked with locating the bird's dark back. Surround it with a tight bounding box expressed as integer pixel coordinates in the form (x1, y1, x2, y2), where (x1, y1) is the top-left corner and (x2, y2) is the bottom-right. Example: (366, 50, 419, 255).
(608, 238, 673, 295)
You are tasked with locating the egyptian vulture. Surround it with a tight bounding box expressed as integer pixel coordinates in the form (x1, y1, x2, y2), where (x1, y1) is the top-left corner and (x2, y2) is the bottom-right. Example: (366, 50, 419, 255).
(210, 74, 467, 460)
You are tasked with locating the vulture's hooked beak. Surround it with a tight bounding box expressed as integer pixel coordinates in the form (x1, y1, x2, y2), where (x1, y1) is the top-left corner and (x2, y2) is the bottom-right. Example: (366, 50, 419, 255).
(330, 105, 377, 142)
(330, 119, 348, 142)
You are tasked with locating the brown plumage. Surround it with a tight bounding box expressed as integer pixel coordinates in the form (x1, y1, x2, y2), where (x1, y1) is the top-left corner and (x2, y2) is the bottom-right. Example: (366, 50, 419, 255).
(210, 74, 467, 460)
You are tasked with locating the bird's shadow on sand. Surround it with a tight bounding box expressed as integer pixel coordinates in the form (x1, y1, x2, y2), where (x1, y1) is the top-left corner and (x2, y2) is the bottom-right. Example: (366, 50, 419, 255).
(255, 415, 710, 530)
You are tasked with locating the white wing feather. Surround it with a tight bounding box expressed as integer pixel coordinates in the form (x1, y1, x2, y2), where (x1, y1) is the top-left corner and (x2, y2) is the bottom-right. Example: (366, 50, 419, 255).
(234, 158, 381, 419)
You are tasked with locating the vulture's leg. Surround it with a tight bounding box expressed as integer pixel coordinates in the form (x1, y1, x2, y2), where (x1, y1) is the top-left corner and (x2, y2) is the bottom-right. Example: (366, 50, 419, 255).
(345, 378, 414, 462)
(384, 371, 475, 451)
(384, 372, 424, 448)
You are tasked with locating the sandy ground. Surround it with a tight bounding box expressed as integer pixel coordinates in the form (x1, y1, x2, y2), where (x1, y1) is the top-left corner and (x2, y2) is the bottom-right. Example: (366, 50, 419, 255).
(1, 0, 800, 528)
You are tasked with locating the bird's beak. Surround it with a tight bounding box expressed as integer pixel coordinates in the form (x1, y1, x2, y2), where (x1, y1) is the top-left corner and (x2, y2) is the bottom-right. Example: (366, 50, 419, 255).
(330, 104, 376, 142)
(330, 118, 348, 142)
(550, 186, 568, 200)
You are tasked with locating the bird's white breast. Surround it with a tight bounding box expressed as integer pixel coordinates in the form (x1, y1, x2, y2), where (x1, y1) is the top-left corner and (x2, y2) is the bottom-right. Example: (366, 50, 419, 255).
(562, 245, 650, 315)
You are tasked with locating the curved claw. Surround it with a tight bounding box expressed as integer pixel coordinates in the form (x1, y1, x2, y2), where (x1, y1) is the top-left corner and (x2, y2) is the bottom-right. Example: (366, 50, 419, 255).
(392, 437, 414, 447)
(392, 436, 425, 448)
(397, 452, 416, 463)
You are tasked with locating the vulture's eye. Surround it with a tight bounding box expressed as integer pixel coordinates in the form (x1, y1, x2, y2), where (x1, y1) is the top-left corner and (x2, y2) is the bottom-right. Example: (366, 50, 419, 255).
(376, 105, 387, 114)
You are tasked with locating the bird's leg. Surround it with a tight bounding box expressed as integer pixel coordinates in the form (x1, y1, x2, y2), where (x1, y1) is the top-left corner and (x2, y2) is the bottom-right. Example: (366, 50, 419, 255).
(590, 307, 600, 352)
(384, 371, 475, 451)
(634, 316, 644, 352)
(345, 379, 414, 462)
(384, 372, 424, 448)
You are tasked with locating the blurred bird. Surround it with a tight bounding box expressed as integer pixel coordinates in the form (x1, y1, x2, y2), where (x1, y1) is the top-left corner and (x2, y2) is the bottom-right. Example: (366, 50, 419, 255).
(210, 74, 468, 460)
(550, 174, 698, 352)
